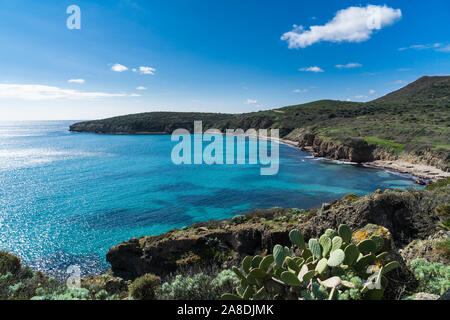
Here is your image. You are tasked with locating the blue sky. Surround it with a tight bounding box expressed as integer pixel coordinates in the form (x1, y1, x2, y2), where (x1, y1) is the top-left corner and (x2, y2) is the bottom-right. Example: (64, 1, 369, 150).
(0, 0, 449, 120)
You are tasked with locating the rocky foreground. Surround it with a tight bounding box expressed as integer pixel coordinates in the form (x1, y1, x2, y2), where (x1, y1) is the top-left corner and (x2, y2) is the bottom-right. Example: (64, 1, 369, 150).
(101, 178, 449, 300)
(1, 179, 449, 300)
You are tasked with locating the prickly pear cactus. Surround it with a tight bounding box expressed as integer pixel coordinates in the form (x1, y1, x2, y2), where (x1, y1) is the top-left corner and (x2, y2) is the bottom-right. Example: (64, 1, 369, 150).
(309, 239, 322, 259)
(319, 234, 332, 257)
(338, 224, 352, 243)
(289, 229, 306, 249)
(223, 224, 398, 301)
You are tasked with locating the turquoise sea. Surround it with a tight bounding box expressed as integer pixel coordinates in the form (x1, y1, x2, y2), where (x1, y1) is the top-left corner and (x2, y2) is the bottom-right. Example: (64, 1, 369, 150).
(0, 121, 421, 277)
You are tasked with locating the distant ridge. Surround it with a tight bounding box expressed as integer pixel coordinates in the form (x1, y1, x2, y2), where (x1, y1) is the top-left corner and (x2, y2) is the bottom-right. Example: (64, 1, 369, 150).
(373, 76, 450, 103)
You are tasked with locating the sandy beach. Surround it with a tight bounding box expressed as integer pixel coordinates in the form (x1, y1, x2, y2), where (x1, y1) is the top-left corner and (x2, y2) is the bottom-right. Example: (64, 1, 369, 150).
(364, 160, 450, 182)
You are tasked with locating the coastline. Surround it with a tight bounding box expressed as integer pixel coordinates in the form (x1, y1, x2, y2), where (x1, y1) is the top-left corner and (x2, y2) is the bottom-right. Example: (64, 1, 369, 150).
(244, 132, 448, 183)
(71, 129, 447, 183)
(363, 160, 450, 182)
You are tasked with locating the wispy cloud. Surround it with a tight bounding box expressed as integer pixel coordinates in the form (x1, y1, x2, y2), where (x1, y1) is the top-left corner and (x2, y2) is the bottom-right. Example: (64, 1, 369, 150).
(369, 89, 376, 95)
(292, 89, 308, 93)
(134, 66, 156, 75)
(111, 63, 128, 72)
(299, 66, 324, 73)
(136, 86, 147, 90)
(0, 84, 138, 100)
(336, 62, 362, 69)
(398, 43, 441, 51)
(68, 79, 85, 84)
(281, 5, 401, 49)
(245, 99, 257, 104)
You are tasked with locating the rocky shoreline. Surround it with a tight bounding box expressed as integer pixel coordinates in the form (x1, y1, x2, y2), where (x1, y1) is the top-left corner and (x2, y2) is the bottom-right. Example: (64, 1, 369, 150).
(248, 132, 448, 183)
(279, 130, 449, 183)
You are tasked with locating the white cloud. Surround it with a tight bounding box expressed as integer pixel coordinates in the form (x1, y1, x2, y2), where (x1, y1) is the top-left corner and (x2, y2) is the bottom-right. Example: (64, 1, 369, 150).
(0, 84, 138, 100)
(137, 66, 156, 75)
(292, 89, 308, 93)
(281, 5, 402, 49)
(136, 86, 147, 90)
(336, 62, 362, 69)
(398, 43, 441, 51)
(299, 66, 324, 73)
(111, 64, 128, 72)
(68, 79, 85, 84)
(354, 95, 369, 99)
(245, 99, 257, 104)
(369, 89, 376, 95)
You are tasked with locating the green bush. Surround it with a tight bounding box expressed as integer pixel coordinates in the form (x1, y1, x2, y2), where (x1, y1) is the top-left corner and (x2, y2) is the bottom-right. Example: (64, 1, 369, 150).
(32, 287, 91, 300)
(158, 273, 215, 300)
(129, 274, 160, 300)
(342, 193, 359, 202)
(426, 177, 450, 191)
(0, 251, 22, 275)
(410, 259, 450, 295)
(211, 270, 241, 295)
(435, 239, 450, 259)
(158, 270, 240, 300)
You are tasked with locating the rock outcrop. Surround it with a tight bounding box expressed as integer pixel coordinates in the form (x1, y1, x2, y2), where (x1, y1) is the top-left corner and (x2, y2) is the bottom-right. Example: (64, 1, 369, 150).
(400, 231, 450, 265)
(285, 128, 449, 172)
(107, 187, 446, 280)
(285, 129, 375, 163)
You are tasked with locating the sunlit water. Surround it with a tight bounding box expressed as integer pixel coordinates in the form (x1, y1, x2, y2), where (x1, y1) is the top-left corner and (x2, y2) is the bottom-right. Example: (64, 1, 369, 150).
(0, 121, 421, 277)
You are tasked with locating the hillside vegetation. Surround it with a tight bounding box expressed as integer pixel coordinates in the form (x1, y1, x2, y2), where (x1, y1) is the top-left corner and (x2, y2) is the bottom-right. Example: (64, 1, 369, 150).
(70, 76, 450, 170)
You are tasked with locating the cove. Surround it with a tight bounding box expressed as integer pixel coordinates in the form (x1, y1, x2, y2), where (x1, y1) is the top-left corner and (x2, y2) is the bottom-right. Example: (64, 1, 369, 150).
(0, 121, 422, 277)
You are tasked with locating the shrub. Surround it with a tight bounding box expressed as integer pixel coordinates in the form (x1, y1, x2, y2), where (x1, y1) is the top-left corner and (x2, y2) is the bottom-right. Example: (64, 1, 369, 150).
(435, 239, 450, 259)
(409, 259, 450, 295)
(435, 204, 450, 217)
(201, 238, 231, 262)
(32, 287, 91, 300)
(211, 270, 240, 296)
(0, 251, 22, 275)
(157, 270, 239, 300)
(342, 193, 359, 202)
(434, 204, 450, 230)
(158, 273, 215, 300)
(129, 274, 160, 300)
(426, 177, 450, 191)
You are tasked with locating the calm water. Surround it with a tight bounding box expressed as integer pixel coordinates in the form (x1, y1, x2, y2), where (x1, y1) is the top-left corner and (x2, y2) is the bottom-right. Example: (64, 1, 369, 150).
(0, 121, 420, 277)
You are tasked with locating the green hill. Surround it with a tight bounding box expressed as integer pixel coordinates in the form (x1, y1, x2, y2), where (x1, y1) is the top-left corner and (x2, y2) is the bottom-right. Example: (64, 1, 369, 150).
(374, 76, 450, 104)
(70, 76, 450, 170)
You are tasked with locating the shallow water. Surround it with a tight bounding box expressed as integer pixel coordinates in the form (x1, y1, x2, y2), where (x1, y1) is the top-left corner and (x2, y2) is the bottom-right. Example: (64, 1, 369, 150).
(0, 121, 421, 277)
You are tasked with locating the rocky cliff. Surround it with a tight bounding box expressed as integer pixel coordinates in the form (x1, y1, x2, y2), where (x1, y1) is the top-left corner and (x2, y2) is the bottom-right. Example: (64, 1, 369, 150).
(284, 128, 449, 173)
